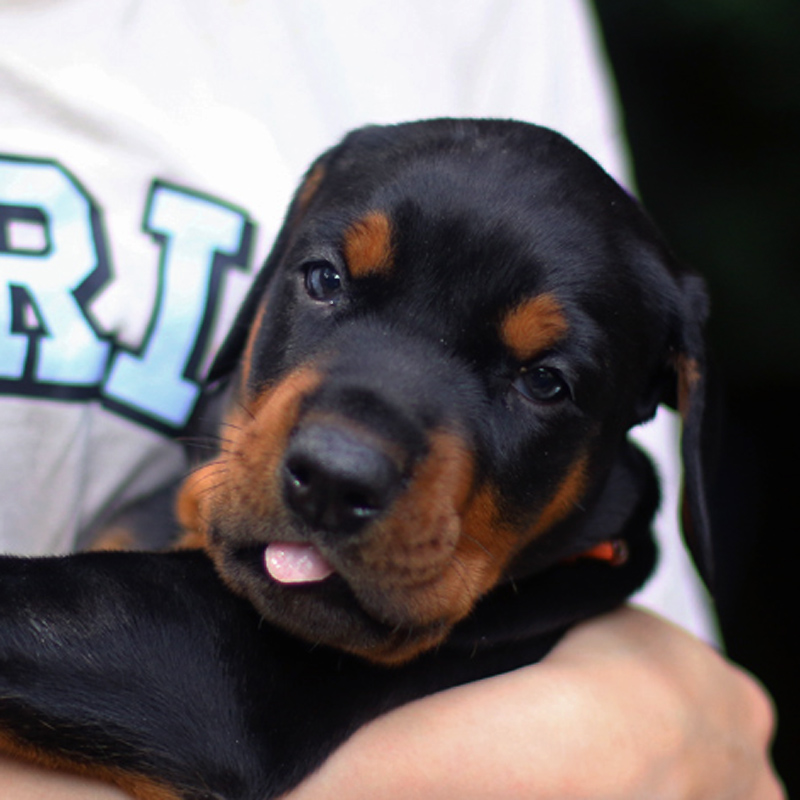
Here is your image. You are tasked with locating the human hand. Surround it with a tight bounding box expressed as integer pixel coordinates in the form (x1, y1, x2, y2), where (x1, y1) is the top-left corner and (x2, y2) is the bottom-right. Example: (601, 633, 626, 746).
(286, 606, 784, 800)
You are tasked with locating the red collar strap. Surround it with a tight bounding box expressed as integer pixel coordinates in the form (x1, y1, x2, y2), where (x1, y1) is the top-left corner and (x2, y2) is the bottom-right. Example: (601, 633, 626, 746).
(566, 539, 629, 567)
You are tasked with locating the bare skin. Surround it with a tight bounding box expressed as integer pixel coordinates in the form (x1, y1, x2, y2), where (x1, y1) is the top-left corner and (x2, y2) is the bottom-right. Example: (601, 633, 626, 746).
(0, 607, 784, 800)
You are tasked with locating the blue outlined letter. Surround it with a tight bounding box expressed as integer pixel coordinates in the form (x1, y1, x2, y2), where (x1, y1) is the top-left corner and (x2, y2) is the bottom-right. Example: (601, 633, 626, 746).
(0, 157, 111, 387)
(103, 181, 252, 428)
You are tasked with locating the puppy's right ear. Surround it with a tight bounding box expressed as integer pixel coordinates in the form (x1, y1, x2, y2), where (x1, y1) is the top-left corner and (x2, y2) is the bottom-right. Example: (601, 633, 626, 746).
(667, 272, 719, 594)
(205, 158, 329, 385)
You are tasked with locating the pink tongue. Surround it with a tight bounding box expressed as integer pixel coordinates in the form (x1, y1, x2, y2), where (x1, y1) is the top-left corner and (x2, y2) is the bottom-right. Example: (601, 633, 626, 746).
(265, 543, 335, 584)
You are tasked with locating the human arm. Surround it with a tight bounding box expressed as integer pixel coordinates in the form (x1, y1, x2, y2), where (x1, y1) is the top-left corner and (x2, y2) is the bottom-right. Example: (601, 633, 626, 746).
(0, 758, 131, 800)
(285, 606, 782, 800)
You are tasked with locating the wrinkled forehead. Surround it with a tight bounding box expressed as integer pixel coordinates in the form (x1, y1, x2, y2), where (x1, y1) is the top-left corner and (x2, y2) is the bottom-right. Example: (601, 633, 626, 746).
(282, 123, 679, 366)
(301, 139, 650, 311)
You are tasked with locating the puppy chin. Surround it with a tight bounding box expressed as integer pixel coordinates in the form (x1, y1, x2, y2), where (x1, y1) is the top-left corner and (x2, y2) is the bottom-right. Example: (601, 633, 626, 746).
(207, 536, 456, 664)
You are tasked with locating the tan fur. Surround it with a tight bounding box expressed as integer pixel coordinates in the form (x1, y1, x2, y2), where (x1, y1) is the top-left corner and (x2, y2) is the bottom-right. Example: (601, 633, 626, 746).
(500, 293, 569, 362)
(343, 211, 394, 278)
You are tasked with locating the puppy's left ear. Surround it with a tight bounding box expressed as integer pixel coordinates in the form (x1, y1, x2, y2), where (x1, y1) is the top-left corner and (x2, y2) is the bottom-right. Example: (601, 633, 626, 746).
(667, 272, 718, 593)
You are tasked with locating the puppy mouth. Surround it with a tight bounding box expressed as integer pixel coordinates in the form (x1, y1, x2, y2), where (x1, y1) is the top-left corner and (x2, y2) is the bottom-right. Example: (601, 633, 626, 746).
(219, 539, 442, 660)
(221, 534, 461, 657)
(228, 539, 360, 613)
(264, 541, 336, 584)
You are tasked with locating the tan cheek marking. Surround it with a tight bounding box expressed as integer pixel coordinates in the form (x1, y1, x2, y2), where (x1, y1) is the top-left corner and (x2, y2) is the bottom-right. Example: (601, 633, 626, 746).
(175, 367, 323, 550)
(344, 444, 589, 664)
(0, 733, 181, 800)
(384, 443, 514, 626)
(347, 431, 479, 663)
(458, 484, 518, 593)
(343, 211, 394, 279)
(500, 293, 569, 363)
(405, 430, 475, 527)
(227, 367, 323, 519)
(529, 453, 589, 538)
(175, 461, 224, 549)
(363, 430, 474, 576)
(356, 431, 481, 625)
(369, 435, 590, 633)
(457, 454, 589, 592)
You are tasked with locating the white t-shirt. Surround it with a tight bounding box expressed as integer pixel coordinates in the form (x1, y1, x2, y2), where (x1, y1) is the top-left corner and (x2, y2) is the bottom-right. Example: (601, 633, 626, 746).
(0, 0, 714, 640)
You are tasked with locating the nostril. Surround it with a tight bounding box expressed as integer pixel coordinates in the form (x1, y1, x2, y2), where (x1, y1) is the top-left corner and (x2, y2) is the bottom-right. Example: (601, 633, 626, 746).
(282, 423, 403, 534)
(342, 488, 378, 518)
(286, 459, 312, 491)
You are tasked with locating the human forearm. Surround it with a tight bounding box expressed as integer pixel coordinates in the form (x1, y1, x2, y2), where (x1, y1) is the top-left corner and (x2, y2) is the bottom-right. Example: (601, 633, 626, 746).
(286, 606, 783, 800)
(0, 755, 131, 800)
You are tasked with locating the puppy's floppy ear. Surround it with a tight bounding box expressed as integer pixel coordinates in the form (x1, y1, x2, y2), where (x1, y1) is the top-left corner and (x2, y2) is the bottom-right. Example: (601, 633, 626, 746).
(205, 156, 330, 385)
(666, 272, 718, 593)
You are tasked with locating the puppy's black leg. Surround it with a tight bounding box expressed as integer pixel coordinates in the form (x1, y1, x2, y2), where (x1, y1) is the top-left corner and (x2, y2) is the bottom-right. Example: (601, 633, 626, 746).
(0, 533, 656, 799)
(0, 551, 343, 800)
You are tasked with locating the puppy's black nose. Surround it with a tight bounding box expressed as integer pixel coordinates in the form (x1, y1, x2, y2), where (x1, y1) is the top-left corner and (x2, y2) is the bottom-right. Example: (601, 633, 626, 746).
(283, 423, 401, 534)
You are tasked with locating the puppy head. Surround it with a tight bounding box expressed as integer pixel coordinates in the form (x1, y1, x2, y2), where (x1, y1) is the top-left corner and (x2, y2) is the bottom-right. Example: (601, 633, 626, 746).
(180, 120, 711, 664)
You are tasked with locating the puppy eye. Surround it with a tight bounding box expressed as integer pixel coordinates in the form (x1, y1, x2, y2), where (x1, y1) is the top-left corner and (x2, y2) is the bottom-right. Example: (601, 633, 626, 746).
(514, 366, 570, 403)
(304, 261, 344, 302)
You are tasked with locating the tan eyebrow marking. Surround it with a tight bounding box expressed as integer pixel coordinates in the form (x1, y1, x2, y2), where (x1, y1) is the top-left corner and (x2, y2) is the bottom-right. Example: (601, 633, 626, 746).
(343, 211, 394, 278)
(500, 293, 569, 362)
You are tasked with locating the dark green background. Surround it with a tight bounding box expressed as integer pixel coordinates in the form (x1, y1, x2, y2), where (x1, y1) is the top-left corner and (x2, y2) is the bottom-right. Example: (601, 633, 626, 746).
(593, 0, 799, 793)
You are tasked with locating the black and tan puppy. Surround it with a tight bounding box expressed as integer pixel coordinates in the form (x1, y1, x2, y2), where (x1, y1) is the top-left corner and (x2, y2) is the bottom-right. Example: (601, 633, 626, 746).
(0, 119, 713, 800)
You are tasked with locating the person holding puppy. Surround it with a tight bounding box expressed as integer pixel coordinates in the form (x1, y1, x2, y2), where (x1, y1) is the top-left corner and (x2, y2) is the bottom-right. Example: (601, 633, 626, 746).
(0, 1, 781, 797)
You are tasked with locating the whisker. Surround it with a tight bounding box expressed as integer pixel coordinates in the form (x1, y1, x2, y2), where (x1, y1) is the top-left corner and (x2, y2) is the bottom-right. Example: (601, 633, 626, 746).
(218, 420, 245, 433)
(459, 531, 496, 562)
(183, 462, 229, 483)
(191, 480, 229, 500)
(176, 439, 226, 454)
(177, 433, 235, 448)
(448, 555, 474, 595)
(235, 400, 257, 422)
